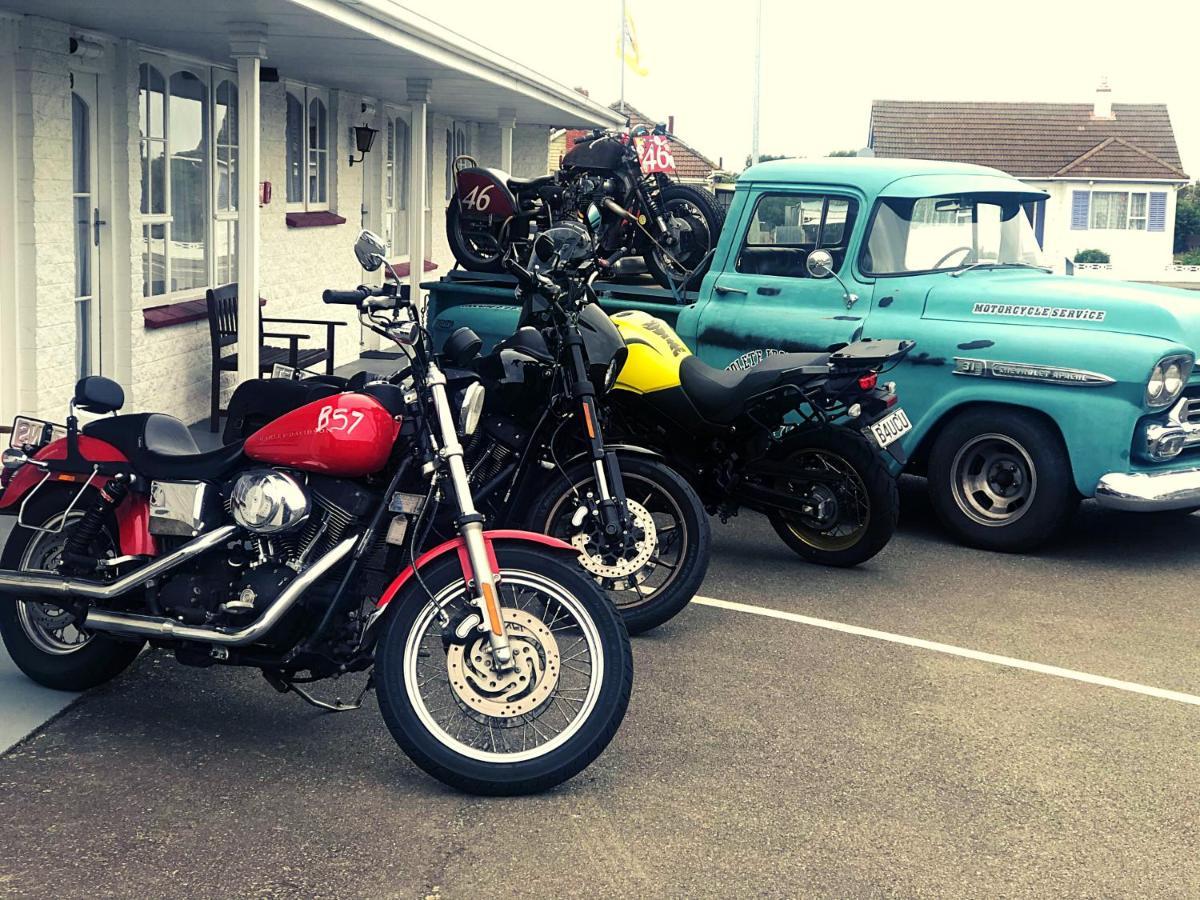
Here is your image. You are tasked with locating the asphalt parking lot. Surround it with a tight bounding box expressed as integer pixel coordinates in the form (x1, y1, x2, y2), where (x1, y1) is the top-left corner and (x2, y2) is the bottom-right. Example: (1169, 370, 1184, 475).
(2, 481, 1199, 898)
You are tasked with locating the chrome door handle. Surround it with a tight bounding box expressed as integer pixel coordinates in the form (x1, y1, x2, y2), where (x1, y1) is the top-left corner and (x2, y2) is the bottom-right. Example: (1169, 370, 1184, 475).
(714, 284, 747, 296)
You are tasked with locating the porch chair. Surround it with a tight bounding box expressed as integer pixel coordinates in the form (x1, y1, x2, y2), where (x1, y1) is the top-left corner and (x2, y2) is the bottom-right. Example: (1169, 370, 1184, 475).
(206, 283, 347, 431)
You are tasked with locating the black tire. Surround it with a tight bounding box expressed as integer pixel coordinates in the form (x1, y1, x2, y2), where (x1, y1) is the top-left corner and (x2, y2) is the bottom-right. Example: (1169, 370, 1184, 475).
(643, 184, 725, 291)
(767, 427, 899, 567)
(927, 408, 1080, 552)
(445, 195, 506, 273)
(375, 545, 632, 795)
(0, 493, 144, 692)
(527, 454, 710, 635)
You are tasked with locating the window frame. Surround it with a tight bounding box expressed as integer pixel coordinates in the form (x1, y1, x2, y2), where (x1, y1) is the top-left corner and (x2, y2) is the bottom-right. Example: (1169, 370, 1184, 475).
(285, 83, 330, 213)
(137, 53, 239, 301)
(735, 191, 859, 278)
(1088, 190, 1149, 231)
(384, 110, 412, 259)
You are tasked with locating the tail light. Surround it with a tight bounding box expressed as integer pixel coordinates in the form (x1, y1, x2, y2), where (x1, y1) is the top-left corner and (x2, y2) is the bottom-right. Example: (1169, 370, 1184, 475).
(857, 372, 878, 391)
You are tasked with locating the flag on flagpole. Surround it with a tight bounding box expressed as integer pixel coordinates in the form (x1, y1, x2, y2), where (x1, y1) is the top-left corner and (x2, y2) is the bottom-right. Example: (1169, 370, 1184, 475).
(617, 4, 648, 77)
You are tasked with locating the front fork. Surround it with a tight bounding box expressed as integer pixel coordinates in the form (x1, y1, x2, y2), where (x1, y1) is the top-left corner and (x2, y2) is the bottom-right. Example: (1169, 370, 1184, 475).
(426, 367, 514, 670)
(566, 339, 627, 540)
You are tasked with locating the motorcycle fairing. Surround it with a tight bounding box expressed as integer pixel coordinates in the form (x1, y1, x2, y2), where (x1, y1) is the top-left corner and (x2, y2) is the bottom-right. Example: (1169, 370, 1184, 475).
(373, 530, 578, 614)
(0, 435, 156, 556)
(454, 168, 518, 220)
(610, 309, 692, 394)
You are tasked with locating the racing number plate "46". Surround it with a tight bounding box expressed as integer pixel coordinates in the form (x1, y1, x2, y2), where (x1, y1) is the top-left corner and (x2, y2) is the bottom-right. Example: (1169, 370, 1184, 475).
(635, 135, 676, 175)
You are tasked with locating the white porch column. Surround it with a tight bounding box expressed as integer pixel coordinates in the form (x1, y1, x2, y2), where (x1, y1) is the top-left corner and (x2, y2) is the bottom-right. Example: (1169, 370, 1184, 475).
(230, 24, 266, 387)
(406, 78, 430, 311)
(497, 107, 516, 174)
(0, 18, 19, 421)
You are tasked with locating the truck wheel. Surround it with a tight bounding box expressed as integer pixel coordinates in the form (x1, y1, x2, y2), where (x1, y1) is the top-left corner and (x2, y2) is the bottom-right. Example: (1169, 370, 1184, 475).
(927, 409, 1079, 553)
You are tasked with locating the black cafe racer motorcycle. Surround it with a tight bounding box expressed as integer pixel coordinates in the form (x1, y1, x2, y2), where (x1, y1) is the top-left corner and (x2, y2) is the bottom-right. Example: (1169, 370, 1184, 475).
(448, 122, 724, 291)
(0, 232, 632, 796)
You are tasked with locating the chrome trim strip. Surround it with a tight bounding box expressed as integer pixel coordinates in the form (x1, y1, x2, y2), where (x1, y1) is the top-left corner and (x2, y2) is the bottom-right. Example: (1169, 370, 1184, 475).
(953, 357, 1115, 387)
(1094, 468, 1200, 512)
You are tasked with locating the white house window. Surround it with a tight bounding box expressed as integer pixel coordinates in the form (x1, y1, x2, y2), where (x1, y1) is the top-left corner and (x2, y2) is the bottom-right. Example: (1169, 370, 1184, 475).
(139, 59, 235, 298)
(213, 79, 238, 285)
(286, 86, 329, 210)
(445, 122, 469, 199)
(385, 115, 410, 257)
(1090, 191, 1147, 231)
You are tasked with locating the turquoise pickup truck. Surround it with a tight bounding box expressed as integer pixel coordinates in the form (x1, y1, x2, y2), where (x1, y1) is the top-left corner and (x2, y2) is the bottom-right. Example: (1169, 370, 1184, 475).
(425, 157, 1200, 552)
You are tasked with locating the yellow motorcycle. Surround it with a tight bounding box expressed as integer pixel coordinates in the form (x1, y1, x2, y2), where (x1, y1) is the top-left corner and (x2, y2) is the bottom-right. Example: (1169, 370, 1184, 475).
(605, 310, 913, 567)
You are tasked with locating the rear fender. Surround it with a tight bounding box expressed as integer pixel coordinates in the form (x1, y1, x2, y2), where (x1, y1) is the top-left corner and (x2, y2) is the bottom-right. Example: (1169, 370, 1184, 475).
(372, 529, 577, 617)
(454, 167, 518, 219)
(0, 436, 156, 556)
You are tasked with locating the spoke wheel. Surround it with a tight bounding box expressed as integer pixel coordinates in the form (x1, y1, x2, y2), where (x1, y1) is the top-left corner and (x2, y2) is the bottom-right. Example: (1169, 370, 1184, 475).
(950, 433, 1037, 527)
(777, 449, 872, 552)
(404, 571, 603, 764)
(15, 512, 95, 655)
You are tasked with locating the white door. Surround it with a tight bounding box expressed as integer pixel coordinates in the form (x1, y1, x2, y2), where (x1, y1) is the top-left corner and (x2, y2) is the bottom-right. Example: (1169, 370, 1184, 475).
(71, 72, 102, 379)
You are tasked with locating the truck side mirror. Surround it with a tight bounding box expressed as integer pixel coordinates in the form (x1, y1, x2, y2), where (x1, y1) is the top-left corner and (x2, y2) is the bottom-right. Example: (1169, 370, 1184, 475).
(806, 249, 835, 279)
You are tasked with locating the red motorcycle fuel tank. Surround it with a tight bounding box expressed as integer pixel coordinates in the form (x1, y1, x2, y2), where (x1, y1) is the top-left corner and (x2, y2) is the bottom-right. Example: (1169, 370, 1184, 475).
(244, 393, 400, 477)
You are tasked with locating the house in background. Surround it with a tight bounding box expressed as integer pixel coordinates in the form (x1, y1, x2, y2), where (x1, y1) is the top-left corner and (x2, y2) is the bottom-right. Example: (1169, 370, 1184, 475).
(550, 101, 726, 186)
(868, 83, 1190, 279)
(0, 2, 619, 427)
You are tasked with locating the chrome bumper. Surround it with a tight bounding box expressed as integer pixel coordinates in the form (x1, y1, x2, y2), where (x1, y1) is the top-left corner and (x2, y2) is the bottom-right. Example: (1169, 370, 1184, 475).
(1094, 468, 1200, 512)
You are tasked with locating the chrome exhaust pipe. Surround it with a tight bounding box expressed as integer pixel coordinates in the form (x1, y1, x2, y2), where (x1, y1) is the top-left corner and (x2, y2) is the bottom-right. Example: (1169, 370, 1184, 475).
(82, 536, 356, 646)
(0, 525, 240, 602)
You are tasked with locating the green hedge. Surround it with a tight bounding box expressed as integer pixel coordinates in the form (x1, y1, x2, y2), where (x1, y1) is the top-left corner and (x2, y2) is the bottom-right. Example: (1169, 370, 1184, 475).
(1073, 249, 1111, 264)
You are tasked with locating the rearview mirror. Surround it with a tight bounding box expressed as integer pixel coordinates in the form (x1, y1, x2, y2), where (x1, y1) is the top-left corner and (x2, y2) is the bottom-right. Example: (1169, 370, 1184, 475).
(354, 230, 388, 272)
(806, 249, 835, 279)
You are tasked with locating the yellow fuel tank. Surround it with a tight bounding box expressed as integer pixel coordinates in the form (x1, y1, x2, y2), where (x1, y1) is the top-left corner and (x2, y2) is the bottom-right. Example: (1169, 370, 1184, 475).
(609, 310, 692, 395)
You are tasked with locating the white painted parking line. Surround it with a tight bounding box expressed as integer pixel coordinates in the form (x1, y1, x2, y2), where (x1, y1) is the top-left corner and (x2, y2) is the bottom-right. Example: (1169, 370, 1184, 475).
(693, 595, 1200, 707)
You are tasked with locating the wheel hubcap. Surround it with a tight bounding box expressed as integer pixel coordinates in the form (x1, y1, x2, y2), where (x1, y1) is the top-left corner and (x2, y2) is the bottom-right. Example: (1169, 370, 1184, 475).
(780, 450, 871, 552)
(951, 434, 1037, 527)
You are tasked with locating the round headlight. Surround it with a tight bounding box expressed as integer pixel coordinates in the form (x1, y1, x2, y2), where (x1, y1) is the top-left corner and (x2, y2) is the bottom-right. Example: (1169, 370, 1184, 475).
(1147, 355, 1193, 408)
(458, 382, 485, 436)
(1147, 364, 1166, 402)
(1164, 362, 1184, 397)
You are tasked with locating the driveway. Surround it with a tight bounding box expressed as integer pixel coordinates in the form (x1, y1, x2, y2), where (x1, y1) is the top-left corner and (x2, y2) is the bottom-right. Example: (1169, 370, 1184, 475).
(2, 482, 1198, 897)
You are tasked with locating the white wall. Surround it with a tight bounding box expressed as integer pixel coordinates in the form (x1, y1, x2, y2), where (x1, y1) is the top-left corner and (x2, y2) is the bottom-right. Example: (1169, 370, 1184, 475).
(1031, 179, 1180, 277)
(2, 12, 557, 426)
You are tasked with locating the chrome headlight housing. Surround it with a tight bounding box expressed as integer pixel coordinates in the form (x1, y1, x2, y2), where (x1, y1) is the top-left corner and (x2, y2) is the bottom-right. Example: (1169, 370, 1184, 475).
(1146, 354, 1193, 408)
(458, 382, 486, 436)
(229, 469, 310, 534)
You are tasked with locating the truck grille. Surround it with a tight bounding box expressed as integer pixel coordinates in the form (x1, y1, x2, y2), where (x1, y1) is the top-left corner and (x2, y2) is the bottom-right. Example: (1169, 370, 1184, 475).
(1186, 397, 1200, 425)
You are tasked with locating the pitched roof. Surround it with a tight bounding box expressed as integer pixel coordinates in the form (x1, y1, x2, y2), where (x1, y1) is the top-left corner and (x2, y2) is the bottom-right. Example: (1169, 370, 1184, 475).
(869, 100, 1188, 181)
(552, 102, 722, 180)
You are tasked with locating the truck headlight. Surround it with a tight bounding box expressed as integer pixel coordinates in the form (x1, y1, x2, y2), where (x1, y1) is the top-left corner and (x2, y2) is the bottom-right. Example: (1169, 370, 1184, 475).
(1146, 354, 1193, 408)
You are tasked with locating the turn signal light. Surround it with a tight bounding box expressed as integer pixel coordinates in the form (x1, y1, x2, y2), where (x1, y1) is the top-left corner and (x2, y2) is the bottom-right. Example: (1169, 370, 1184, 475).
(858, 373, 878, 391)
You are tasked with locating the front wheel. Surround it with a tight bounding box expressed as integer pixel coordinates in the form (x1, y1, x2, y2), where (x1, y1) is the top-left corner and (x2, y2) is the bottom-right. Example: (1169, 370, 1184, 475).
(374, 545, 632, 796)
(767, 427, 899, 567)
(927, 408, 1079, 552)
(642, 184, 725, 291)
(527, 455, 710, 635)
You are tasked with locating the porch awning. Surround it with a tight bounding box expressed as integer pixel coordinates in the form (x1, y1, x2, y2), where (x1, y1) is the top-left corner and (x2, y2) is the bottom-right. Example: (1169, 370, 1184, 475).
(0, 0, 623, 128)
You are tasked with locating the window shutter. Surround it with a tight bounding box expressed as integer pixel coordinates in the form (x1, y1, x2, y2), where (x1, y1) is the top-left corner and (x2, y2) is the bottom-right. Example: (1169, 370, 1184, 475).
(1071, 191, 1090, 230)
(1148, 192, 1167, 232)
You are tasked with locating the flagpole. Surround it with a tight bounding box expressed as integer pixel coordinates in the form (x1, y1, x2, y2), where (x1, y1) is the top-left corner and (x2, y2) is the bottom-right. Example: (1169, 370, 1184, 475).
(751, 0, 761, 165)
(619, 0, 626, 115)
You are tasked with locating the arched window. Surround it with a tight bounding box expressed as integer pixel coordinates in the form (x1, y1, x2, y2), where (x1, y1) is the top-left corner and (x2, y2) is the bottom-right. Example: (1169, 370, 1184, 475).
(385, 116, 410, 256)
(285, 86, 329, 210)
(213, 80, 238, 285)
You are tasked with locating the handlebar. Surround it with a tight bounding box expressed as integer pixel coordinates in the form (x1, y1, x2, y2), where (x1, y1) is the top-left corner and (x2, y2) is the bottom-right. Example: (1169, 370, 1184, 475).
(322, 287, 370, 305)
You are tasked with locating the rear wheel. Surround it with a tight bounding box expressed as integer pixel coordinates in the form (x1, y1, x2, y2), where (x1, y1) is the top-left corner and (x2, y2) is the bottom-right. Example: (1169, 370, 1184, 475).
(927, 408, 1079, 552)
(445, 195, 507, 273)
(374, 545, 631, 795)
(528, 455, 710, 634)
(643, 185, 724, 291)
(767, 427, 898, 567)
(0, 494, 144, 692)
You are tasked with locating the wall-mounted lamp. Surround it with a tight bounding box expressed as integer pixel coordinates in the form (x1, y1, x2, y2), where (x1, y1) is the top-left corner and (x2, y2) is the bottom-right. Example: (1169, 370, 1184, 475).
(348, 124, 379, 167)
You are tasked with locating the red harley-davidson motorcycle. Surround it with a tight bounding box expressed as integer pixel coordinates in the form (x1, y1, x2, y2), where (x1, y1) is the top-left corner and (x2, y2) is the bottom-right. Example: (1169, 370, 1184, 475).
(0, 232, 632, 796)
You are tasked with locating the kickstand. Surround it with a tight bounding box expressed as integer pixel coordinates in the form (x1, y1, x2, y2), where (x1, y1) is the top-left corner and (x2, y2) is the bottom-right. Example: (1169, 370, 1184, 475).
(263, 671, 375, 713)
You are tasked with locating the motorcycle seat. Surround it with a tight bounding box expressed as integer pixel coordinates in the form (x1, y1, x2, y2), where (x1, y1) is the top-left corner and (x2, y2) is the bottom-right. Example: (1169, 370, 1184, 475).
(507, 174, 556, 191)
(677, 353, 830, 425)
(83, 413, 245, 481)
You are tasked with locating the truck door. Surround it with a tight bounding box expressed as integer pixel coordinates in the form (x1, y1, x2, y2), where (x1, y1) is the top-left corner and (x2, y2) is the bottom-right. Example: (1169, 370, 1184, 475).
(695, 189, 869, 370)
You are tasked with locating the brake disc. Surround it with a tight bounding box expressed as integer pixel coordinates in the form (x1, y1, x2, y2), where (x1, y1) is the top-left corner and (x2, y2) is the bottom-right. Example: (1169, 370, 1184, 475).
(25, 602, 76, 632)
(445, 607, 560, 720)
(570, 499, 656, 581)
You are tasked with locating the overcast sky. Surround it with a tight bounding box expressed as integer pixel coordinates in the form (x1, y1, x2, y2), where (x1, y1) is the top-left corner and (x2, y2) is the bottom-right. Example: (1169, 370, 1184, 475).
(401, 0, 1199, 179)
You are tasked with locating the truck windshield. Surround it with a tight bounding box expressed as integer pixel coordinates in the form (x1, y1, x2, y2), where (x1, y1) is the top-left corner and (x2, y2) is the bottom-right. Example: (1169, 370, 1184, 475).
(863, 195, 1047, 275)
